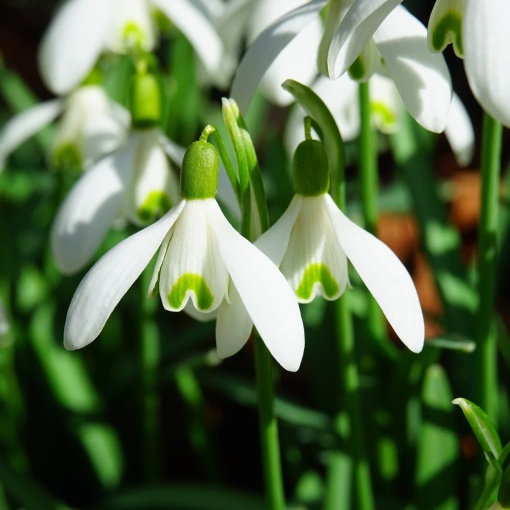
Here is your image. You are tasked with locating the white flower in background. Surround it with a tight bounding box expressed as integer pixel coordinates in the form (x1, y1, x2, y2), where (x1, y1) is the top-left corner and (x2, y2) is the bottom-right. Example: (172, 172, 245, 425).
(428, 0, 510, 128)
(0, 300, 9, 337)
(0, 85, 129, 171)
(64, 138, 305, 372)
(51, 128, 180, 275)
(286, 74, 474, 166)
(39, 0, 232, 95)
(256, 139, 424, 353)
(232, 0, 452, 133)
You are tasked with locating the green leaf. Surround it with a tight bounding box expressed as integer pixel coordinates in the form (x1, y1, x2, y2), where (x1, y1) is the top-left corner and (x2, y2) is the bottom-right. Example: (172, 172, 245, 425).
(424, 334, 476, 353)
(415, 365, 458, 510)
(452, 398, 502, 460)
(281, 79, 346, 208)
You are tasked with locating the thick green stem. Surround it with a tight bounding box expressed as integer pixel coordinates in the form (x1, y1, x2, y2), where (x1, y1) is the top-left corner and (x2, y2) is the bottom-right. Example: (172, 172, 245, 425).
(358, 81, 396, 360)
(476, 112, 502, 424)
(255, 337, 286, 510)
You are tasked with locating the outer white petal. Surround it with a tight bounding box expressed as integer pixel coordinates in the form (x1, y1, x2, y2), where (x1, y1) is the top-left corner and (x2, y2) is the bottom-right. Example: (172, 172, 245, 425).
(51, 139, 136, 274)
(230, 0, 328, 113)
(0, 99, 63, 169)
(255, 195, 303, 265)
(158, 134, 185, 166)
(327, 0, 403, 79)
(464, 0, 510, 127)
(38, 0, 113, 95)
(152, 0, 233, 87)
(158, 200, 229, 313)
(209, 201, 305, 372)
(216, 281, 253, 358)
(444, 93, 474, 167)
(324, 194, 424, 353)
(373, 6, 452, 133)
(259, 18, 322, 106)
(64, 199, 186, 350)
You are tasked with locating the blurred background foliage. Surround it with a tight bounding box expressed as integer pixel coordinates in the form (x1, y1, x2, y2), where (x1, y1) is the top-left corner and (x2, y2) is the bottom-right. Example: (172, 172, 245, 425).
(1, 1, 510, 509)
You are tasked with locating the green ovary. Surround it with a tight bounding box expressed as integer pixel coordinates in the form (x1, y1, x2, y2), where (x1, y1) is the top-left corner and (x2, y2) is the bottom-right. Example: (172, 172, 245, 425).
(137, 191, 172, 223)
(431, 12, 463, 57)
(296, 263, 340, 301)
(168, 273, 214, 311)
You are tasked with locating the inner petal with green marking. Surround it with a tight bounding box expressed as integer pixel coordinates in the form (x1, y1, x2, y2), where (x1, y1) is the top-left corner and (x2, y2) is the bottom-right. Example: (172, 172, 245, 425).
(137, 190, 172, 223)
(430, 12, 463, 57)
(168, 273, 214, 311)
(296, 263, 340, 301)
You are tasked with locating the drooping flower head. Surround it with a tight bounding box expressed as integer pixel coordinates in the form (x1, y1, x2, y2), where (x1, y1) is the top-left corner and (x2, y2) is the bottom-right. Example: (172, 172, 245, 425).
(256, 133, 424, 353)
(64, 127, 305, 371)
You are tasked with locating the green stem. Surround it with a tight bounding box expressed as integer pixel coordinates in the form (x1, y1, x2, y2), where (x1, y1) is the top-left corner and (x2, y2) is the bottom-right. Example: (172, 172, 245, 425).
(255, 337, 286, 510)
(358, 81, 397, 360)
(476, 112, 502, 424)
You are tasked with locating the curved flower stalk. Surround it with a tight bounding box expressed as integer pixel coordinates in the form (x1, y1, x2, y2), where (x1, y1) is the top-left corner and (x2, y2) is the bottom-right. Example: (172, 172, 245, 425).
(39, 0, 232, 95)
(64, 132, 305, 372)
(0, 85, 129, 171)
(428, 0, 510, 128)
(51, 127, 180, 275)
(286, 74, 474, 166)
(232, 0, 452, 134)
(256, 138, 424, 353)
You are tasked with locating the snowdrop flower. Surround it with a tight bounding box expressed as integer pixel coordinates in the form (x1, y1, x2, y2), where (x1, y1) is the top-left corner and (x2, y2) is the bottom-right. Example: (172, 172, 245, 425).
(51, 71, 180, 275)
(232, 0, 452, 133)
(0, 85, 129, 171)
(286, 74, 474, 166)
(39, 0, 232, 95)
(256, 137, 424, 353)
(428, 0, 510, 127)
(64, 131, 305, 372)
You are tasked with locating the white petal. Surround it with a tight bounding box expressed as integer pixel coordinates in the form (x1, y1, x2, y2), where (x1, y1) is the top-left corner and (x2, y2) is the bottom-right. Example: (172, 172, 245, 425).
(184, 301, 218, 322)
(444, 93, 474, 167)
(209, 200, 305, 372)
(230, 0, 328, 113)
(464, 0, 510, 127)
(373, 6, 452, 133)
(255, 195, 303, 265)
(51, 139, 136, 274)
(279, 195, 349, 303)
(0, 99, 63, 169)
(38, 0, 112, 95)
(64, 199, 186, 350)
(259, 17, 322, 106)
(369, 73, 401, 134)
(125, 130, 180, 225)
(158, 200, 229, 313)
(152, 0, 233, 87)
(105, 0, 157, 53)
(216, 281, 253, 358)
(327, 0, 403, 79)
(324, 194, 424, 353)
(427, 0, 465, 57)
(158, 134, 185, 166)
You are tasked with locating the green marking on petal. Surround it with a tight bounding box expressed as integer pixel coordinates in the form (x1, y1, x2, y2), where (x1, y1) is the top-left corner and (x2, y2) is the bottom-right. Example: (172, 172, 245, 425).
(52, 142, 82, 172)
(122, 22, 145, 50)
(296, 263, 340, 301)
(137, 191, 172, 223)
(348, 55, 366, 81)
(430, 12, 463, 58)
(168, 273, 214, 311)
(371, 101, 398, 133)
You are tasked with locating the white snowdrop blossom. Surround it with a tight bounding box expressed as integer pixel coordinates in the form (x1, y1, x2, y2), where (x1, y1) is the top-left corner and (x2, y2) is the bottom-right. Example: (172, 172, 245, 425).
(256, 139, 424, 353)
(232, 0, 452, 133)
(39, 0, 232, 95)
(64, 138, 305, 372)
(0, 85, 129, 171)
(286, 74, 474, 167)
(428, 0, 510, 128)
(51, 127, 180, 275)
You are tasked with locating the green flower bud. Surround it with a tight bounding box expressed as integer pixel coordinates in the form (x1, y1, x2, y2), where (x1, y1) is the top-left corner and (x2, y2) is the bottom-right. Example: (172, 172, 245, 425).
(293, 139, 330, 196)
(128, 72, 161, 129)
(180, 140, 219, 200)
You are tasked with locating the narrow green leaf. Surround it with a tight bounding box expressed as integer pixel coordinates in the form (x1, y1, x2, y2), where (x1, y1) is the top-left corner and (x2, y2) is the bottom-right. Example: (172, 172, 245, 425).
(424, 334, 476, 353)
(452, 398, 502, 459)
(415, 365, 458, 510)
